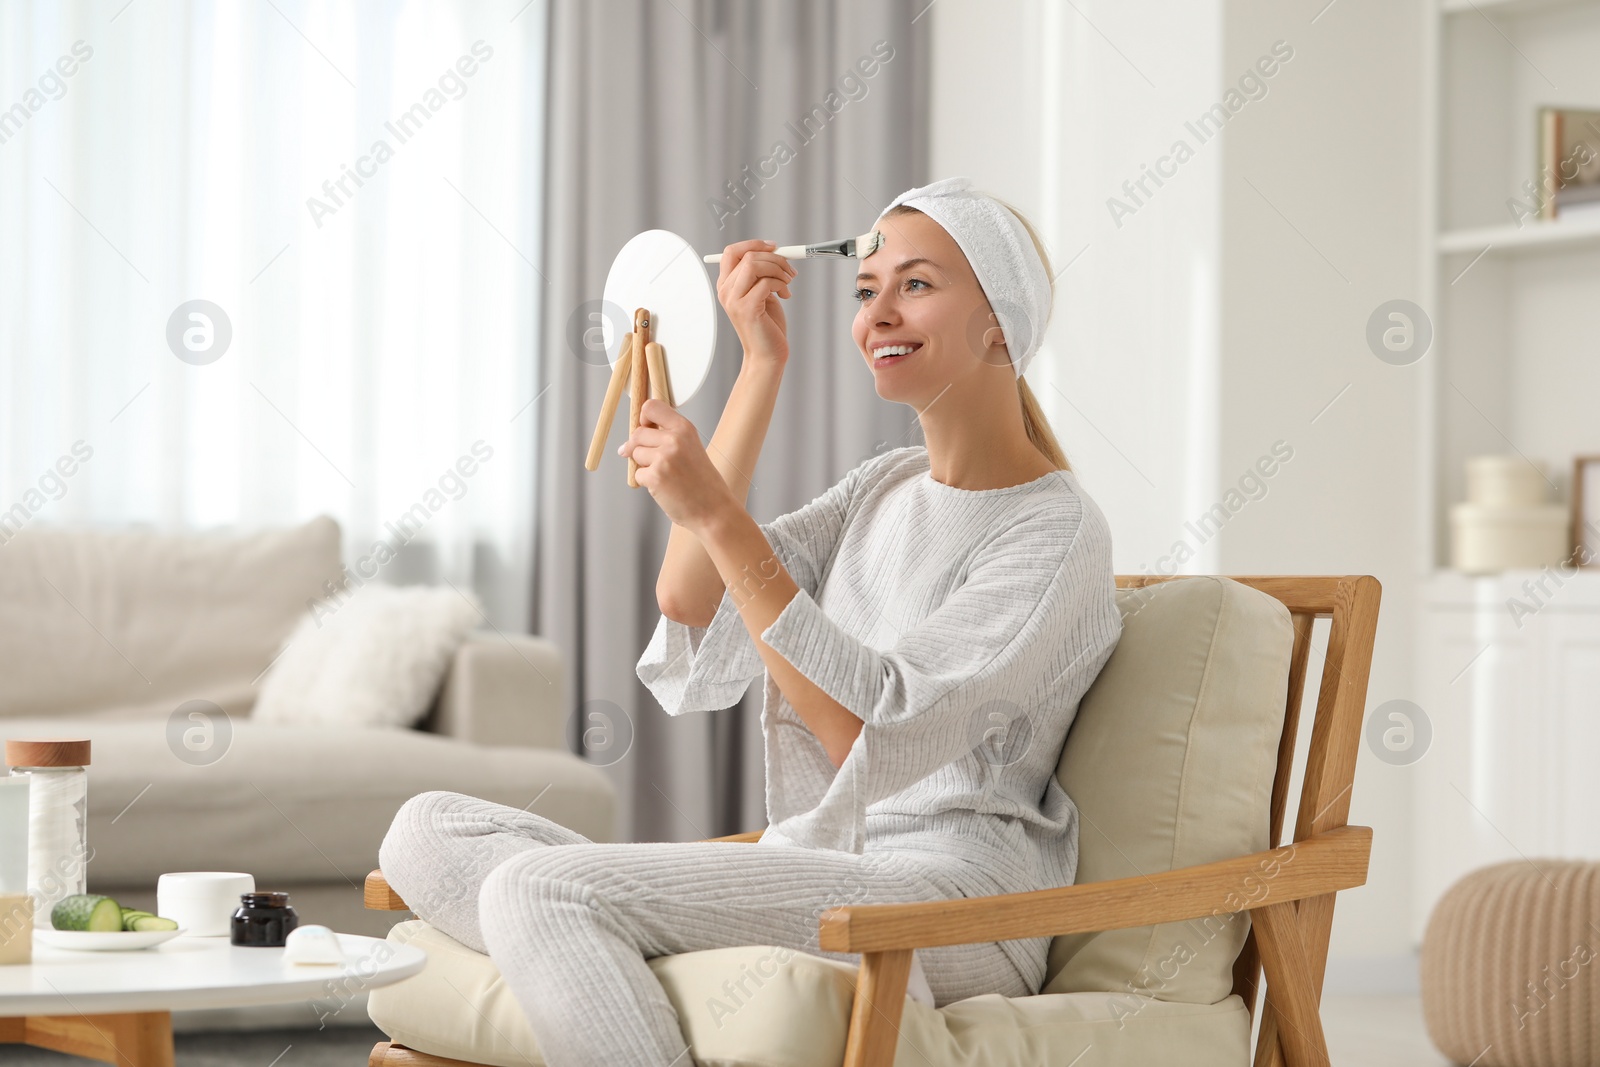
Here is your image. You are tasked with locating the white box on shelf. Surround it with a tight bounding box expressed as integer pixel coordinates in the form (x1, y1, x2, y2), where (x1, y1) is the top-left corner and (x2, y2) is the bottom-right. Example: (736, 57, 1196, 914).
(1450, 503, 1569, 573)
(1464, 455, 1550, 508)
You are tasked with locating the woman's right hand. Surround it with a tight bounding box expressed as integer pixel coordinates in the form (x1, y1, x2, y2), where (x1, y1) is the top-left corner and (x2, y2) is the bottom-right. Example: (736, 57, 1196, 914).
(715, 239, 796, 367)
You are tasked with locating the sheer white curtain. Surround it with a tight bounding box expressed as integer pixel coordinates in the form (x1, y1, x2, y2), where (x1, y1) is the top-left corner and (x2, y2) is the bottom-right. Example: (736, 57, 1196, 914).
(0, 0, 545, 630)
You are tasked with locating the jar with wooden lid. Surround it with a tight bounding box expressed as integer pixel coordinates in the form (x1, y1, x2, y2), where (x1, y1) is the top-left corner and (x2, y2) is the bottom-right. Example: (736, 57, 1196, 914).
(5, 739, 91, 928)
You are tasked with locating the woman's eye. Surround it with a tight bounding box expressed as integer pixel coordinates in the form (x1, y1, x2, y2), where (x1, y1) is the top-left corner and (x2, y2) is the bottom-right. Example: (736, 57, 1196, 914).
(852, 278, 928, 303)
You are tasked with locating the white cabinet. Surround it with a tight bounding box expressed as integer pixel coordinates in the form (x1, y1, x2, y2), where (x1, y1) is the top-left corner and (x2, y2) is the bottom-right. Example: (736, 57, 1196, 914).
(1413, 570, 1600, 940)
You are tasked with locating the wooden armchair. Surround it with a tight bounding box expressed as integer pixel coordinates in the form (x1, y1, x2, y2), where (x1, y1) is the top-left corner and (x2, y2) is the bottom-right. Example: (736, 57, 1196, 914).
(362, 574, 1379, 1067)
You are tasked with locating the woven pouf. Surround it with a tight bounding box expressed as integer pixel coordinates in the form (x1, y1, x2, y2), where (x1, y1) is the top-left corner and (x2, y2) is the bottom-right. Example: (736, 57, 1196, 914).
(1420, 859, 1600, 1067)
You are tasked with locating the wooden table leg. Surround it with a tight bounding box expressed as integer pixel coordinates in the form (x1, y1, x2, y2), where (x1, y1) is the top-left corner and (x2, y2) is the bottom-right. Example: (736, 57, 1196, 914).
(0, 1011, 175, 1067)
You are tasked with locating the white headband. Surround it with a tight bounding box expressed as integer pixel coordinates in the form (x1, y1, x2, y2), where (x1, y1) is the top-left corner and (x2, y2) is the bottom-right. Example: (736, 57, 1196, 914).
(873, 176, 1052, 379)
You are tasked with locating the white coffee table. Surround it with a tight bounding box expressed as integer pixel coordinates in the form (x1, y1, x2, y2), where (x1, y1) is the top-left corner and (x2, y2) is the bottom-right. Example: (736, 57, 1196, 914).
(0, 929, 426, 1066)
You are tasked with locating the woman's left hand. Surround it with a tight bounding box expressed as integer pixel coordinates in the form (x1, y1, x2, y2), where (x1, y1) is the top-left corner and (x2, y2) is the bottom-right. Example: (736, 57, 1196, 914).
(619, 399, 738, 533)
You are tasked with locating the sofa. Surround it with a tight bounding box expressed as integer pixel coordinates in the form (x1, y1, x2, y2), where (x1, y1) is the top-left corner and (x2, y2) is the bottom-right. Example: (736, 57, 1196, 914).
(0, 516, 615, 1025)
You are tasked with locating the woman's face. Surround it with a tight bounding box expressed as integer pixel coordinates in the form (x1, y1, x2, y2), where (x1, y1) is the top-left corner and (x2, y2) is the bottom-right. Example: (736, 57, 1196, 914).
(851, 210, 1009, 404)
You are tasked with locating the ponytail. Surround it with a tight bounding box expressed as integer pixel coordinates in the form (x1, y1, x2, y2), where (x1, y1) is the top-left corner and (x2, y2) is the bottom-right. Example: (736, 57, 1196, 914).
(1019, 377, 1070, 471)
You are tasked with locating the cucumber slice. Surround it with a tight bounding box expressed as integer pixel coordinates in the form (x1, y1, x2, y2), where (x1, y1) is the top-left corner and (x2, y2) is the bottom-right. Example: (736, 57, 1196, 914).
(120, 910, 155, 931)
(53, 894, 124, 932)
(129, 915, 179, 932)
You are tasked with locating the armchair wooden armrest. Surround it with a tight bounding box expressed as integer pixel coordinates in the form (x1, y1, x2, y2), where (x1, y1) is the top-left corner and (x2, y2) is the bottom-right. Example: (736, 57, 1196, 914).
(819, 824, 1371, 952)
(366, 870, 408, 911)
(705, 829, 764, 843)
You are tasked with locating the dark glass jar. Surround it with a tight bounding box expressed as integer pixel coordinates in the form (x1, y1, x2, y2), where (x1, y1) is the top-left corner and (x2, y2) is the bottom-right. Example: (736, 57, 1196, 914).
(231, 891, 300, 947)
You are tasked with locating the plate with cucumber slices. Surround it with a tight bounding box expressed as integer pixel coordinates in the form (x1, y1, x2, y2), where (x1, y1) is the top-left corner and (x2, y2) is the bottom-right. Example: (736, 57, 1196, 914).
(36, 893, 186, 951)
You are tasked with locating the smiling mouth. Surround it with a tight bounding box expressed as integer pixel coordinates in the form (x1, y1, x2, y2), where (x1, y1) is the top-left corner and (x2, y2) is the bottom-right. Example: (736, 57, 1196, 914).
(872, 343, 921, 363)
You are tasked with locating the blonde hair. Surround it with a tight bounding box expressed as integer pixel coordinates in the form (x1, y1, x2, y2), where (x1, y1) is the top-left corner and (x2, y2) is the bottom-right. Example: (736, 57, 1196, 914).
(881, 199, 1071, 471)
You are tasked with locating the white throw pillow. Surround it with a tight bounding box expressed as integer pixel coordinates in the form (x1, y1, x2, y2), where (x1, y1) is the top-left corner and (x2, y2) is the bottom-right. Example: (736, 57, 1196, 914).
(252, 583, 483, 729)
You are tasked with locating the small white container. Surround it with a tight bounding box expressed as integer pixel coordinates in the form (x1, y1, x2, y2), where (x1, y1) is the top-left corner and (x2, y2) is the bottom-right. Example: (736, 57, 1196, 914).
(1450, 503, 1568, 574)
(1465, 455, 1548, 508)
(157, 872, 255, 937)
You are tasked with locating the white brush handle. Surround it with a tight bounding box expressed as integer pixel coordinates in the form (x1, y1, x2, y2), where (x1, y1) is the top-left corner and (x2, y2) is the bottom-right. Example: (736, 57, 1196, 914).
(703, 244, 809, 264)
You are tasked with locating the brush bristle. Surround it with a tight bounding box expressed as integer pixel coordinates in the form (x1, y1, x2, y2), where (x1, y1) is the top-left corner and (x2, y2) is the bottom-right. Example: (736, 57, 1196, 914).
(858, 229, 885, 258)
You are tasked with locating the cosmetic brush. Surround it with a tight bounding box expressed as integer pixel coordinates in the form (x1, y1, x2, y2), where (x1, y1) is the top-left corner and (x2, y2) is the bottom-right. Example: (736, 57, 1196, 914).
(702, 229, 885, 264)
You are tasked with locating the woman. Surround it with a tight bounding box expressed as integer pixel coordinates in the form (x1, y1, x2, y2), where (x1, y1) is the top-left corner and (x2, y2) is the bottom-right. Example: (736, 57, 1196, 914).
(379, 176, 1123, 1067)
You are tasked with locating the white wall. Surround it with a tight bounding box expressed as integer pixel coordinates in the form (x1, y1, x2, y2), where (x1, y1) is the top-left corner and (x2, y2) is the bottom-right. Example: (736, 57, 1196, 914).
(931, 0, 1226, 576)
(930, 0, 1425, 991)
(1216, 0, 1424, 987)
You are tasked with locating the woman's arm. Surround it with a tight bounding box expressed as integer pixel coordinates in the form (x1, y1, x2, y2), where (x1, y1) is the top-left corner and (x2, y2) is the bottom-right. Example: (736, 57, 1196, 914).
(657, 237, 795, 626)
(656, 360, 784, 627)
(693, 504, 864, 767)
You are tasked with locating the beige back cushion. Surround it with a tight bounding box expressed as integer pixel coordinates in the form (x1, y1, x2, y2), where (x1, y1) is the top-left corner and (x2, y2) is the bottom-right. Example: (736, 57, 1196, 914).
(0, 516, 343, 720)
(1045, 576, 1293, 1005)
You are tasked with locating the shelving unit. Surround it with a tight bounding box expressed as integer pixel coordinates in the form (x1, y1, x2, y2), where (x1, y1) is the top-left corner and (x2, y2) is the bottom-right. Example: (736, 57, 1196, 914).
(1440, 0, 1592, 14)
(1414, 0, 1600, 942)
(1437, 209, 1600, 254)
(1421, 0, 1600, 571)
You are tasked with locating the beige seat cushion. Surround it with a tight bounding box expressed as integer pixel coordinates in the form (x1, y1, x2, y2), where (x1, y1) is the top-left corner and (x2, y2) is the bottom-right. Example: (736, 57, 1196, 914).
(0, 516, 344, 721)
(0, 717, 618, 886)
(369, 919, 1251, 1067)
(1047, 577, 1292, 1004)
(366, 577, 1291, 1066)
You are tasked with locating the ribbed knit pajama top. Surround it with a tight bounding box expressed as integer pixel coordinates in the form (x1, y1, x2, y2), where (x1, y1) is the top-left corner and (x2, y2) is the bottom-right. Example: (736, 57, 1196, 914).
(636, 443, 1123, 991)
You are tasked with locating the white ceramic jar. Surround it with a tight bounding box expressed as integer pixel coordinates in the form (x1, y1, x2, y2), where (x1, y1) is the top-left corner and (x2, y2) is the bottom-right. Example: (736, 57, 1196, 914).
(157, 871, 256, 936)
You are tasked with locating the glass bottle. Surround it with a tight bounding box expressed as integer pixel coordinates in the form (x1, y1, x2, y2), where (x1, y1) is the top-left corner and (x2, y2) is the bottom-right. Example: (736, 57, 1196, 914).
(5, 739, 91, 929)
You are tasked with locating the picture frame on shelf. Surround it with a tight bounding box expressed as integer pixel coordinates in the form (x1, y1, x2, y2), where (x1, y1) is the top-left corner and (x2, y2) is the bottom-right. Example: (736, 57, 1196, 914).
(1574, 455, 1600, 566)
(1538, 107, 1600, 220)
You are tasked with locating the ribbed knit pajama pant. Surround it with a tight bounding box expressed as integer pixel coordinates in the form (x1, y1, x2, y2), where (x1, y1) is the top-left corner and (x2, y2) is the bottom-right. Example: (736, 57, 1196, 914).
(378, 790, 1030, 1067)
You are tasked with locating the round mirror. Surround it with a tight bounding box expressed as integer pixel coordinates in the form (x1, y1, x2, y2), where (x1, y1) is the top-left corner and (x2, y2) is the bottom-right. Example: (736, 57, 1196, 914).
(601, 230, 718, 405)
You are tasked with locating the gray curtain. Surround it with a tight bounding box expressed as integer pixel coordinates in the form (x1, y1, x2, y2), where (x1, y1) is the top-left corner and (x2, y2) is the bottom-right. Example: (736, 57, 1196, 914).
(531, 0, 931, 842)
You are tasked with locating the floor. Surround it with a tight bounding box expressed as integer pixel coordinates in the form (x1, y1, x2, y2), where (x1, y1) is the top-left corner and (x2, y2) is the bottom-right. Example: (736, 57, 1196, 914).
(1323, 995, 1453, 1066)
(5, 996, 1455, 1065)
(5, 1023, 390, 1067)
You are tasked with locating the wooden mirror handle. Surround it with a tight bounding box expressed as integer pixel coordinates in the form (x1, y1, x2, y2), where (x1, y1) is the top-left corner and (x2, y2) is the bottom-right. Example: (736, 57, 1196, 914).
(627, 307, 650, 488)
(646, 341, 674, 407)
(584, 334, 633, 472)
